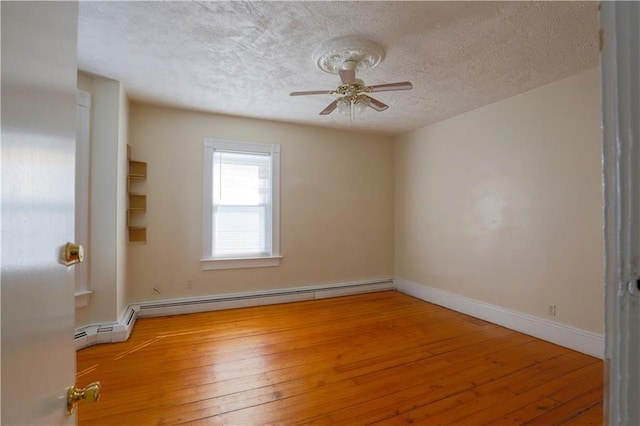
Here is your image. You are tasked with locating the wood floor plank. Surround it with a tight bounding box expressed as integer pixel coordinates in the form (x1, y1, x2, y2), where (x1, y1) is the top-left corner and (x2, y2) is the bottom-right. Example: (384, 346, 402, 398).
(338, 344, 571, 425)
(76, 291, 604, 425)
(524, 386, 604, 425)
(560, 404, 604, 425)
(483, 362, 603, 425)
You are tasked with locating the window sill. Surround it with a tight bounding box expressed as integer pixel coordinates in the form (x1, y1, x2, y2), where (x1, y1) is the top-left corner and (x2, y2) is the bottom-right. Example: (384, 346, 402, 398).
(201, 255, 283, 271)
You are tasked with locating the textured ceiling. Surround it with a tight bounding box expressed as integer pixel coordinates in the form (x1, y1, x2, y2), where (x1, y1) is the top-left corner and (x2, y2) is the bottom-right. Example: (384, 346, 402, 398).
(78, 1, 599, 135)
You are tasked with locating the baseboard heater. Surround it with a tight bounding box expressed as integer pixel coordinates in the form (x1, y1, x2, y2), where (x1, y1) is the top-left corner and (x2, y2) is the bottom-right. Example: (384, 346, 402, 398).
(75, 278, 394, 350)
(137, 279, 395, 318)
(74, 305, 138, 350)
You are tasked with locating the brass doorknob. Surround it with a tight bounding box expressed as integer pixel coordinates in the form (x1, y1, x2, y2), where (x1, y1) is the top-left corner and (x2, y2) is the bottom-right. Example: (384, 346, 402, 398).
(64, 242, 84, 266)
(67, 381, 101, 415)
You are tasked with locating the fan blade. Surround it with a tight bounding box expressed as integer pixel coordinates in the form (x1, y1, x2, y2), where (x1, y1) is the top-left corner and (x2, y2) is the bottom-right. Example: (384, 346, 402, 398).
(367, 96, 389, 112)
(319, 100, 338, 115)
(368, 81, 413, 92)
(290, 90, 334, 96)
(339, 69, 356, 85)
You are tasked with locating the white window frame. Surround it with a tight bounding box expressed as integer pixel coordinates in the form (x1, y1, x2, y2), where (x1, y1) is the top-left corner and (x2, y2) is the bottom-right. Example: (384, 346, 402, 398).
(75, 90, 93, 308)
(201, 138, 281, 270)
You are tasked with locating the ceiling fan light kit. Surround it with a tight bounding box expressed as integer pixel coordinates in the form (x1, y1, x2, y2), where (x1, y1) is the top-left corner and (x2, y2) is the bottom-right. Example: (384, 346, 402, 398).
(290, 36, 413, 120)
(337, 94, 371, 121)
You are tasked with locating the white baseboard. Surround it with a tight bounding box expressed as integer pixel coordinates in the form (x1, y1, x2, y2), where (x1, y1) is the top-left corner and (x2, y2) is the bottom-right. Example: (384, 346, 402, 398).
(75, 278, 394, 350)
(76, 277, 604, 358)
(395, 278, 604, 359)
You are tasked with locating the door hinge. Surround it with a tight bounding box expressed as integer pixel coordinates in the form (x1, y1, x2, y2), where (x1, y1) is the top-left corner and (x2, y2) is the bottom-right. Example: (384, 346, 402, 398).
(599, 29, 607, 52)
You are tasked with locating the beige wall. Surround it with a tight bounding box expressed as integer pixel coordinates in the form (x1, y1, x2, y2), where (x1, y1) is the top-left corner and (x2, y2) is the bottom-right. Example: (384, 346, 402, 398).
(127, 103, 395, 302)
(75, 72, 129, 326)
(395, 67, 604, 333)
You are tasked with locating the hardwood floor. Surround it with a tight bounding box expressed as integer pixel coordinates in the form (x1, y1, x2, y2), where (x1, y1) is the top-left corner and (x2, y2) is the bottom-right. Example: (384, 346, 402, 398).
(76, 291, 603, 425)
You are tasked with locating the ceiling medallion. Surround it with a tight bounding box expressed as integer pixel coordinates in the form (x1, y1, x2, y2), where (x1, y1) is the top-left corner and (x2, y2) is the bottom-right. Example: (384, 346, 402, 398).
(314, 36, 385, 75)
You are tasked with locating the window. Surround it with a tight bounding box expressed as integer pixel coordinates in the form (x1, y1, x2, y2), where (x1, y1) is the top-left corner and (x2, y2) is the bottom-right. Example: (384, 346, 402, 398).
(202, 139, 281, 270)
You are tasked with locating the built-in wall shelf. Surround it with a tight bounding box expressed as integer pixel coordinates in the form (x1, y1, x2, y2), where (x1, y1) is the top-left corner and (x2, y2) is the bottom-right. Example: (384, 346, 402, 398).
(127, 145, 147, 244)
(128, 161, 147, 180)
(128, 227, 147, 244)
(128, 194, 146, 211)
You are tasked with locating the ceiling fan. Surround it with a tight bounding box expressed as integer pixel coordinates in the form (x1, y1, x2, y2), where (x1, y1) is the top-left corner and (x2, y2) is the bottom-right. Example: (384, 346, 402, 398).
(290, 59, 413, 116)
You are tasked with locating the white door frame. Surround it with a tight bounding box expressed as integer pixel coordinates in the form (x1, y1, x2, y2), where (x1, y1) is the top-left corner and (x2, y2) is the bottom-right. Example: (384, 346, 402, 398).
(76, 90, 93, 308)
(600, 1, 640, 424)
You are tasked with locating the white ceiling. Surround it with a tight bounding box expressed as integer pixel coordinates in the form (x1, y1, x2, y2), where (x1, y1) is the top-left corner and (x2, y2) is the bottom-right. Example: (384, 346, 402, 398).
(78, 1, 599, 135)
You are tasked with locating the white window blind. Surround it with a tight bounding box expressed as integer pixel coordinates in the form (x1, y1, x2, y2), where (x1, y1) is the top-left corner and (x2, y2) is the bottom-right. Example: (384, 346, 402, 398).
(202, 139, 281, 270)
(212, 151, 272, 256)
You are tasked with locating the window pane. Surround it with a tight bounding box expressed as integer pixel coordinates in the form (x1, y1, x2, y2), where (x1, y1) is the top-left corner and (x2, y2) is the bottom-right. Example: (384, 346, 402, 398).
(213, 206, 266, 256)
(212, 150, 271, 256)
(213, 151, 271, 206)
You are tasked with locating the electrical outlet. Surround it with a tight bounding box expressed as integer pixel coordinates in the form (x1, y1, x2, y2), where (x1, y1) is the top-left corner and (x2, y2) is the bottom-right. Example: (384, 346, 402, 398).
(547, 304, 557, 317)
(186, 280, 193, 290)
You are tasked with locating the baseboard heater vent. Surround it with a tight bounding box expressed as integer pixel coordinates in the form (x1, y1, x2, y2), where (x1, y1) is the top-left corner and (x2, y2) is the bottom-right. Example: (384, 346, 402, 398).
(124, 308, 136, 326)
(137, 279, 395, 318)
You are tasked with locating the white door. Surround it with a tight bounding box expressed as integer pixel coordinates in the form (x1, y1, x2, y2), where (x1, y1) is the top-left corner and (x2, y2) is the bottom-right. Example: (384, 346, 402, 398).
(1, 2, 79, 425)
(600, 1, 640, 424)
